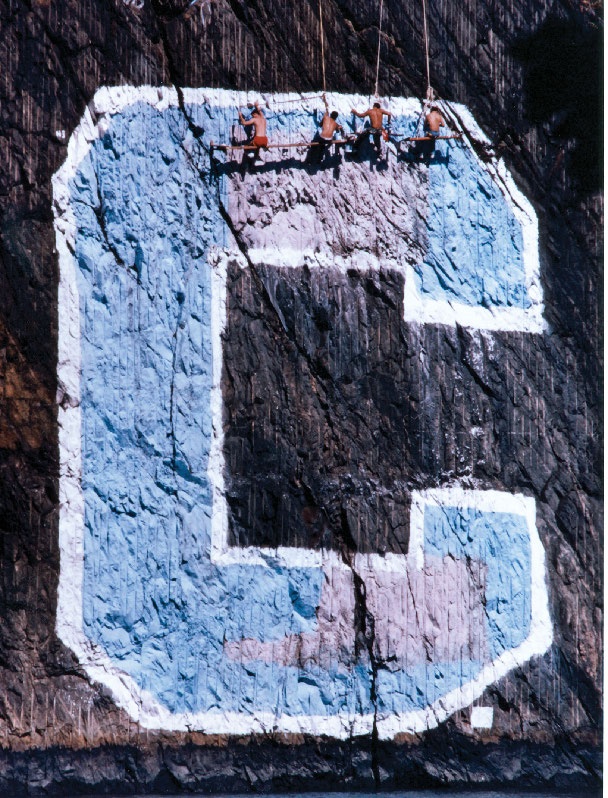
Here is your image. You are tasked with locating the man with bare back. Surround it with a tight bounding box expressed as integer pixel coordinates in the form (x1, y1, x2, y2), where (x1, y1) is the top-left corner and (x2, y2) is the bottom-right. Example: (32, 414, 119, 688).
(351, 101, 392, 153)
(319, 110, 343, 141)
(424, 104, 445, 137)
(307, 103, 344, 164)
(238, 102, 268, 165)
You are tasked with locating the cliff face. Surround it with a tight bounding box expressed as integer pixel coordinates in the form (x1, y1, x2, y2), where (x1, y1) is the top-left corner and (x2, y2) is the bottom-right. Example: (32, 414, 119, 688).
(0, 0, 602, 794)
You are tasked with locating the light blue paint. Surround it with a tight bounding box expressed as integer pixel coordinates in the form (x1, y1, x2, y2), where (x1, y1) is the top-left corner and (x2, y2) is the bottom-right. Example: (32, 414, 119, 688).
(72, 101, 370, 716)
(70, 98, 535, 721)
(419, 139, 530, 308)
(375, 659, 485, 714)
(422, 507, 532, 658)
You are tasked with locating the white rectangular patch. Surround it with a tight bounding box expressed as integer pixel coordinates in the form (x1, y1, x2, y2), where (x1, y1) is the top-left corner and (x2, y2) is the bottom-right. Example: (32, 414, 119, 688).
(470, 705, 494, 729)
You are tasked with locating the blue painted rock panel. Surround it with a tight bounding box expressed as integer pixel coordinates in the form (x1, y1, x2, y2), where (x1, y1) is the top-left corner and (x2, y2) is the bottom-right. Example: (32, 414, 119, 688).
(422, 146, 529, 309)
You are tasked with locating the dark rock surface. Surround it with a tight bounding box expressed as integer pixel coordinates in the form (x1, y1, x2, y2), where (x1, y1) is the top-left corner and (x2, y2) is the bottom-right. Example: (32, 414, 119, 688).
(0, 734, 602, 795)
(225, 264, 599, 558)
(0, 0, 602, 793)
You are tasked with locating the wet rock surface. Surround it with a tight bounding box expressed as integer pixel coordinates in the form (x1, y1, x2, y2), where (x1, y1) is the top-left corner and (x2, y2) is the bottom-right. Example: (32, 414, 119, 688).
(0, 0, 602, 793)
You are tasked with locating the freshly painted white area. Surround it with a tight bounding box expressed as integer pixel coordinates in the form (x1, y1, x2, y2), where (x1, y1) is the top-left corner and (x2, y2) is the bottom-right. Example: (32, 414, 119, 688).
(54, 86, 552, 737)
(247, 247, 386, 274)
(471, 706, 495, 729)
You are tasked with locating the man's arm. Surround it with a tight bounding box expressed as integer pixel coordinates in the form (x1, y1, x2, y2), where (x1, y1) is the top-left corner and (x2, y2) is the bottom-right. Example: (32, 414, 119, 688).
(351, 109, 368, 119)
(239, 113, 255, 127)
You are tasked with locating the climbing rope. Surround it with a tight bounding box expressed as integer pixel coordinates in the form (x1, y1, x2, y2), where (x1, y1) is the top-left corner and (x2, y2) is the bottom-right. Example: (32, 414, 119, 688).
(319, 0, 327, 93)
(421, 0, 433, 100)
(373, 0, 384, 97)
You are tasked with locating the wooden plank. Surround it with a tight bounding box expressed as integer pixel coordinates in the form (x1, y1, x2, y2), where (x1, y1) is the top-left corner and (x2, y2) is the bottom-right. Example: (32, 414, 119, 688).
(401, 134, 463, 141)
(210, 134, 462, 152)
(210, 139, 350, 152)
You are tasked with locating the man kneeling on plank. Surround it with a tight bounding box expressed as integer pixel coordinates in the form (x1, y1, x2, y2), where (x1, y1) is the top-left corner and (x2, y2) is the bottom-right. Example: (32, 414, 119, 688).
(238, 102, 268, 165)
(308, 102, 344, 164)
(424, 104, 446, 138)
(351, 101, 392, 155)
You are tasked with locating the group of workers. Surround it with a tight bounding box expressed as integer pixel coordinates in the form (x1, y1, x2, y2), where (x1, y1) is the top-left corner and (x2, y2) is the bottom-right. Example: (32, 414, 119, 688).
(236, 97, 447, 165)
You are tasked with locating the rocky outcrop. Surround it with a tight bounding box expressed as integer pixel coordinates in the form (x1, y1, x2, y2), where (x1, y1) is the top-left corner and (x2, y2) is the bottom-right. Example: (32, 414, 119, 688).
(0, 0, 602, 793)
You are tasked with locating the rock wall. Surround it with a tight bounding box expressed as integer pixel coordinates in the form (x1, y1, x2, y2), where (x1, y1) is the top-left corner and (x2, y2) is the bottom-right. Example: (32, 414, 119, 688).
(0, 0, 602, 794)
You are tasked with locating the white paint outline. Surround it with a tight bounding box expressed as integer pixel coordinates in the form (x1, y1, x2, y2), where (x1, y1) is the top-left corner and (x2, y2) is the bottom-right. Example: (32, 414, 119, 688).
(381, 487, 553, 737)
(402, 99, 546, 333)
(54, 86, 552, 738)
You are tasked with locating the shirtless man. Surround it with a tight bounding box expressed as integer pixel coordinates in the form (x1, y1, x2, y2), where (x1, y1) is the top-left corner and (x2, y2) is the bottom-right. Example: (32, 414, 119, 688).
(351, 101, 392, 152)
(319, 110, 343, 142)
(305, 100, 344, 164)
(424, 105, 445, 137)
(238, 102, 268, 164)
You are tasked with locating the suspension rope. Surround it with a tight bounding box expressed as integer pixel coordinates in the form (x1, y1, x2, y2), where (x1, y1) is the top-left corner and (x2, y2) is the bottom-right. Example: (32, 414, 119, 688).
(319, 0, 327, 94)
(421, 0, 432, 99)
(373, 0, 384, 97)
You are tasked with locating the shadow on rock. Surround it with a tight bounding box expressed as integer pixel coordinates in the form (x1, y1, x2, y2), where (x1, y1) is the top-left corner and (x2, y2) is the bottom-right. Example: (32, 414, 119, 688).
(398, 139, 451, 166)
(212, 151, 345, 178)
(511, 10, 601, 192)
